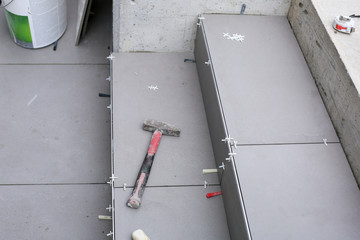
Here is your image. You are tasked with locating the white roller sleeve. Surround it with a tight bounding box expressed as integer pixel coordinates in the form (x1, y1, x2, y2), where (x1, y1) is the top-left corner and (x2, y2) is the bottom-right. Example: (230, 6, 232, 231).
(132, 229, 150, 240)
(202, 169, 219, 174)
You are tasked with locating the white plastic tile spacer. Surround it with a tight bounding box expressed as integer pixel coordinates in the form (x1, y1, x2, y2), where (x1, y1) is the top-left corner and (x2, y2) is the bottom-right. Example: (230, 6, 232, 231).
(219, 162, 225, 170)
(148, 85, 159, 90)
(107, 231, 113, 237)
(231, 140, 238, 148)
(226, 157, 232, 162)
(106, 204, 112, 212)
(106, 76, 111, 81)
(107, 104, 111, 109)
(204, 60, 211, 66)
(109, 174, 118, 181)
(107, 54, 115, 60)
(323, 138, 328, 146)
(222, 136, 234, 143)
(204, 180, 208, 188)
(223, 32, 230, 38)
(123, 183, 127, 191)
(198, 16, 205, 20)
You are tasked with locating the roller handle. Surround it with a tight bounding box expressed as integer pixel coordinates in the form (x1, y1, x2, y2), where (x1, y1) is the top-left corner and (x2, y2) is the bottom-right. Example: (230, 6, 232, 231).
(206, 191, 223, 198)
(127, 130, 162, 209)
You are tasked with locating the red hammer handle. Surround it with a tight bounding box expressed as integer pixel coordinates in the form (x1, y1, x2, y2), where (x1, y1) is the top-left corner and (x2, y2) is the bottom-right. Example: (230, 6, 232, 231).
(127, 129, 162, 209)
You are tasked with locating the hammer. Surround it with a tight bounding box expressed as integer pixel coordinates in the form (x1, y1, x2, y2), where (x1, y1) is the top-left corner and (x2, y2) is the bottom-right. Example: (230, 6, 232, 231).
(127, 119, 180, 209)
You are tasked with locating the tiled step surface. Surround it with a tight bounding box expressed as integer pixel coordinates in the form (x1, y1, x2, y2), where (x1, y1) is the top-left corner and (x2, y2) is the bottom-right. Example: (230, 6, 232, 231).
(112, 53, 219, 187)
(235, 143, 360, 240)
(197, 14, 338, 145)
(0, 65, 110, 184)
(115, 186, 230, 240)
(0, 184, 112, 240)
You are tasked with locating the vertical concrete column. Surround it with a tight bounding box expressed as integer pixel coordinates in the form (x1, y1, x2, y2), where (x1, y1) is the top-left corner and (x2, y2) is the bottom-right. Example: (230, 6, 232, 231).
(288, 0, 360, 186)
(112, 0, 121, 52)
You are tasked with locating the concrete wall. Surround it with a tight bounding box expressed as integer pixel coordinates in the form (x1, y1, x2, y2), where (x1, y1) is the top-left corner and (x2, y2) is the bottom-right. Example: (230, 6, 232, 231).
(113, 0, 291, 52)
(288, 0, 360, 186)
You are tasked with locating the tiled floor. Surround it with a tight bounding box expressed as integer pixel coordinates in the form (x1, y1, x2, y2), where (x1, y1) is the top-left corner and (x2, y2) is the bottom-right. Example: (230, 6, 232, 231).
(0, 0, 112, 239)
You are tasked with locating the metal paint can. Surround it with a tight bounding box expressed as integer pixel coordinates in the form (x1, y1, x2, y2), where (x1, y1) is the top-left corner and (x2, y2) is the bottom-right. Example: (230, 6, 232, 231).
(1, 0, 67, 48)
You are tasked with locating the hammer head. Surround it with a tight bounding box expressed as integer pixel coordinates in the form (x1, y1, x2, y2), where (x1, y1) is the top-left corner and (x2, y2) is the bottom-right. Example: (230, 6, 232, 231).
(143, 119, 180, 137)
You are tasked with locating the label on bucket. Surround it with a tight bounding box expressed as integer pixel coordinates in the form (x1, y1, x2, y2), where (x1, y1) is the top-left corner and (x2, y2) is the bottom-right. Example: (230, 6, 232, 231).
(4, 10, 33, 48)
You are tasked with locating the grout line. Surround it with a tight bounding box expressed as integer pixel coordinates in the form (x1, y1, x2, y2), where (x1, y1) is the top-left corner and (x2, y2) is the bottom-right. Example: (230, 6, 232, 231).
(0, 182, 109, 187)
(114, 184, 221, 189)
(0, 63, 110, 66)
(235, 141, 340, 147)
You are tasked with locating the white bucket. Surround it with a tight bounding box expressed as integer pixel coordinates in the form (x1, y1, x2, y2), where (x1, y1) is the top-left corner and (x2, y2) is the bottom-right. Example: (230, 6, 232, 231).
(2, 0, 67, 48)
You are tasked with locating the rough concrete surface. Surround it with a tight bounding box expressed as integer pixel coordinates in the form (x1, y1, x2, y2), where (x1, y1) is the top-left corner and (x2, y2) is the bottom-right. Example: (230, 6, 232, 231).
(288, 0, 360, 186)
(113, 0, 291, 52)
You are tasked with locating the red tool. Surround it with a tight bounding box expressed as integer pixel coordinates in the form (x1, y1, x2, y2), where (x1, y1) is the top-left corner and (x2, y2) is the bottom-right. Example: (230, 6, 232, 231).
(127, 119, 180, 209)
(206, 191, 223, 198)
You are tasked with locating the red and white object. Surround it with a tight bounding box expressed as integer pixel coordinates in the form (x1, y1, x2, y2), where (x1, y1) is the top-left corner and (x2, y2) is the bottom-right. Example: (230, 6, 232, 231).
(333, 16, 355, 34)
(127, 130, 162, 209)
(206, 191, 223, 198)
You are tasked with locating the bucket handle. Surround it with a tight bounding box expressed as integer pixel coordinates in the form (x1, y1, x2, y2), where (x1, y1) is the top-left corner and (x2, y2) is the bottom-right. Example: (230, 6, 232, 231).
(0, 0, 15, 8)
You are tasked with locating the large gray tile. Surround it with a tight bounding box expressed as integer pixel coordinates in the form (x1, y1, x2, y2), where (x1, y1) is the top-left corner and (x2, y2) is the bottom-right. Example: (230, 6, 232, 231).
(112, 53, 219, 187)
(0, 65, 110, 184)
(234, 144, 360, 240)
(0, 0, 111, 64)
(201, 14, 338, 144)
(115, 186, 230, 240)
(0, 184, 111, 240)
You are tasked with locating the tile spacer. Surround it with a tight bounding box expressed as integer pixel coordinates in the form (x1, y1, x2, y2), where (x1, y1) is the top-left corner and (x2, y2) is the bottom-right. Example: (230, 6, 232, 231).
(228, 152, 237, 157)
(109, 174, 118, 181)
(204, 180, 208, 188)
(107, 231, 113, 237)
(106, 76, 111, 81)
(222, 136, 234, 143)
(231, 140, 238, 148)
(107, 54, 115, 60)
(323, 138, 328, 146)
(107, 104, 111, 109)
(219, 162, 225, 170)
(123, 183, 127, 191)
(106, 204, 112, 212)
(148, 85, 159, 90)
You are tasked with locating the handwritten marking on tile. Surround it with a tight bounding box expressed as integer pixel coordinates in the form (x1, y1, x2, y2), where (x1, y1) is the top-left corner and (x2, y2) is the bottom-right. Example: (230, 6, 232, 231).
(27, 94, 38, 106)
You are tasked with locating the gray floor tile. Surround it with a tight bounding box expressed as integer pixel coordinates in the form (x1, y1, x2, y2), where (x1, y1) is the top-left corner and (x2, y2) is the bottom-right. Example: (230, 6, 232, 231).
(201, 14, 338, 144)
(0, 184, 111, 240)
(112, 53, 219, 187)
(234, 143, 360, 240)
(0, 65, 110, 184)
(0, 0, 111, 64)
(115, 186, 230, 240)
